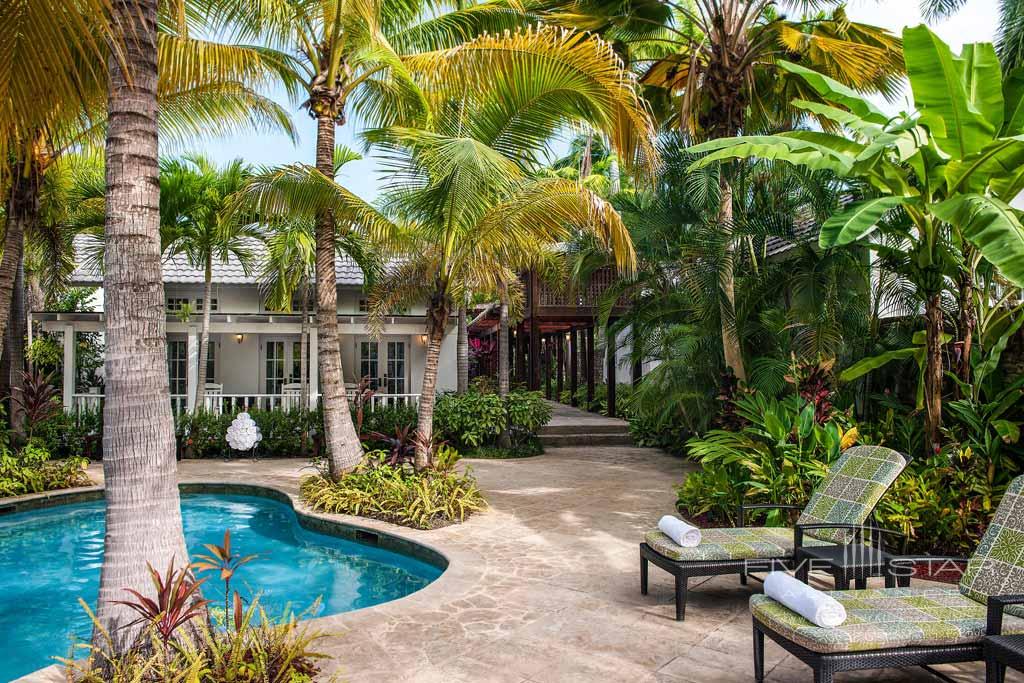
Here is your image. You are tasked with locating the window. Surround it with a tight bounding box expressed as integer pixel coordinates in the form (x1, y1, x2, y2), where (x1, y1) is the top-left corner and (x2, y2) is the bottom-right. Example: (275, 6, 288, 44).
(358, 298, 369, 313)
(291, 341, 302, 383)
(168, 340, 187, 395)
(166, 297, 189, 312)
(265, 341, 285, 393)
(359, 341, 379, 388)
(204, 342, 215, 384)
(195, 298, 218, 312)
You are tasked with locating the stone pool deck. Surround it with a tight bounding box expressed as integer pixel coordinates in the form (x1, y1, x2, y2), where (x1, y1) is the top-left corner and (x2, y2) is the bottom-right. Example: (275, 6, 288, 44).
(17, 440, 1020, 683)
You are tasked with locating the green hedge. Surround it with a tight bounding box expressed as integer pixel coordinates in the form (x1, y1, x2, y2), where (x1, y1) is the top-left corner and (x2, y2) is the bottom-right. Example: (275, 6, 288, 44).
(433, 390, 551, 451)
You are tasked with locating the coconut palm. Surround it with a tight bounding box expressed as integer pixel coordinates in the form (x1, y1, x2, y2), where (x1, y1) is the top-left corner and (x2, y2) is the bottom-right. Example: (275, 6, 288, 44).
(160, 155, 260, 412)
(203, 0, 533, 475)
(92, 0, 193, 651)
(0, 0, 298, 399)
(257, 147, 382, 410)
(547, 0, 904, 382)
(362, 27, 653, 468)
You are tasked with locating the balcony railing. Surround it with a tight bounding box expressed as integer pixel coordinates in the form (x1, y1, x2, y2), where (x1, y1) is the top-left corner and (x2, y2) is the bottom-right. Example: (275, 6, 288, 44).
(70, 392, 421, 415)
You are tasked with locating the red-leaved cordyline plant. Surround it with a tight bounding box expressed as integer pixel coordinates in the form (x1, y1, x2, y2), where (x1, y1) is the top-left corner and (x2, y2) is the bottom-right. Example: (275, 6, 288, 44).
(193, 529, 258, 629)
(112, 560, 209, 663)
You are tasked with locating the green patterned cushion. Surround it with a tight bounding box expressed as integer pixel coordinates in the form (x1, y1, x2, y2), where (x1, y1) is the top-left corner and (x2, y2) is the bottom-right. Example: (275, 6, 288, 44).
(795, 445, 908, 544)
(960, 475, 1024, 618)
(645, 526, 831, 562)
(751, 587, 1024, 654)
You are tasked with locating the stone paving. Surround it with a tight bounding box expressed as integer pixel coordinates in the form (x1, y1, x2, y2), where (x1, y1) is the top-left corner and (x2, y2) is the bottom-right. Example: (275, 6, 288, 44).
(17, 418, 1020, 682)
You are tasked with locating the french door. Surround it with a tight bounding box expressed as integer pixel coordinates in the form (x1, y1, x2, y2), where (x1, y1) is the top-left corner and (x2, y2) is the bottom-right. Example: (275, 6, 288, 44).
(264, 338, 305, 393)
(358, 338, 407, 393)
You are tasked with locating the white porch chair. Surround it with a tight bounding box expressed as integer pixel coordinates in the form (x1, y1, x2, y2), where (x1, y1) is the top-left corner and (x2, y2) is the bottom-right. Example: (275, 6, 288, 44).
(203, 383, 223, 414)
(281, 383, 303, 411)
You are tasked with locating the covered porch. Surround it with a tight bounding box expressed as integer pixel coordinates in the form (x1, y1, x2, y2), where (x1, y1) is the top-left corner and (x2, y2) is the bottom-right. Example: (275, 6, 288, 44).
(35, 311, 442, 414)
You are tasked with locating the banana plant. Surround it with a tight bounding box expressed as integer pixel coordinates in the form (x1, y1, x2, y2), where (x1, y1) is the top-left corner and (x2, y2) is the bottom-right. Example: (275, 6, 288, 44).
(689, 25, 1024, 448)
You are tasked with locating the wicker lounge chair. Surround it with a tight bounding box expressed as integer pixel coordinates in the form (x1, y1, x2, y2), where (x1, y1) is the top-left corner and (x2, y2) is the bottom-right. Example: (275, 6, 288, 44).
(640, 445, 910, 621)
(751, 475, 1024, 683)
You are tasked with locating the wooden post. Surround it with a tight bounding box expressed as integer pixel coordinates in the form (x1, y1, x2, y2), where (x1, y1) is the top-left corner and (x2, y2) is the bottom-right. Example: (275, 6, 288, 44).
(606, 324, 617, 418)
(585, 325, 595, 410)
(544, 335, 552, 398)
(556, 332, 564, 399)
(569, 327, 578, 406)
(516, 326, 527, 385)
(529, 322, 541, 391)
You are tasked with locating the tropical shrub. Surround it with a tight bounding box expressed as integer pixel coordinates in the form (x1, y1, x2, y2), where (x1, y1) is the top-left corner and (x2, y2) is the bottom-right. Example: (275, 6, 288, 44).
(0, 440, 91, 496)
(676, 393, 855, 525)
(37, 408, 103, 460)
(301, 446, 486, 529)
(360, 404, 418, 450)
(433, 390, 550, 450)
(65, 540, 327, 682)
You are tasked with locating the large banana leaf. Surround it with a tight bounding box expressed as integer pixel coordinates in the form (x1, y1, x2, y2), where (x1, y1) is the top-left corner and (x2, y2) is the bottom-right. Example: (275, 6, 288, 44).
(931, 194, 1024, 286)
(688, 135, 857, 175)
(904, 25, 999, 158)
(839, 347, 918, 382)
(791, 100, 884, 138)
(818, 196, 906, 248)
(777, 61, 889, 124)
(944, 135, 1024, 194)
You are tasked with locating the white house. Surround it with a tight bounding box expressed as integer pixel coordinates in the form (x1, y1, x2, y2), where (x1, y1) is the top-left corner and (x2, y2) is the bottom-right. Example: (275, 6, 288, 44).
(33, 248, 458, 414)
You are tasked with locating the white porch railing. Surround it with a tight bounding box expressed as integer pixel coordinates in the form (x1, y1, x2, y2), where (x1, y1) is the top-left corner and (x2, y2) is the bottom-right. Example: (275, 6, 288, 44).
(69, 392, 421, 415)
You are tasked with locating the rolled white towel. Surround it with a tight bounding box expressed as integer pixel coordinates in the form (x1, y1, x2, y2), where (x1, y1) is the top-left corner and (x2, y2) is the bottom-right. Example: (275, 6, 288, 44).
(764, 571, 847, 628)
(658, 515, 701, 548)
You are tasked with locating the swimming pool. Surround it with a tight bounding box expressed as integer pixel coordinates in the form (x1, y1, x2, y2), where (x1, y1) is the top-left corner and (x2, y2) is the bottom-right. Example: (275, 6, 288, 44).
(0, 492, 444, 681)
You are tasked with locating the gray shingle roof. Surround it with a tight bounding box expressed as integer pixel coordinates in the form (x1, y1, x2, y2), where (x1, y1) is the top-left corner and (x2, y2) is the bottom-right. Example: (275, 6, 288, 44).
(69, 236, 367, 286)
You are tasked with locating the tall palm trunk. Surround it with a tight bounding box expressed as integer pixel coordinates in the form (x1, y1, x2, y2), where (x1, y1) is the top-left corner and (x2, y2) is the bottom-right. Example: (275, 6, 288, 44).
(496, 285, 511, 448)
(924, 293, 944, 450)
(717, 176, 746, 381)
(313, 114, 362, 477)
(0, 157, 37, 368)
(95, 0, 190, 651)
(194, 258, 212, 413)
(957, 264, 976, 387)
(9, 256, 27, 440)
(929, 292, 942, 448)
(414, 294, 450, 469)
(457, 304, 469, 392)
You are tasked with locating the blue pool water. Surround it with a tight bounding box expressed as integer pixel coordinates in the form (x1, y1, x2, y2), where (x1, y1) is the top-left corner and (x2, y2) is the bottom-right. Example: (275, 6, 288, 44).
(0, 493, 443, 681)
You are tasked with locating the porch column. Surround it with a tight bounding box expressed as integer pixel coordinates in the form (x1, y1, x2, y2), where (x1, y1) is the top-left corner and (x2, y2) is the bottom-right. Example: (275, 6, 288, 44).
(543, 335, 552, 399)
(556, 332, 564, 399)
(186, 327, 199, 412)
(606, 324, 617, 419)
(569, 327, 578, 406)
(585, 325, 595, 409)
(529, 322, 541, 391)
(309, 325, 319, 407)
(62, 324, 74, 412)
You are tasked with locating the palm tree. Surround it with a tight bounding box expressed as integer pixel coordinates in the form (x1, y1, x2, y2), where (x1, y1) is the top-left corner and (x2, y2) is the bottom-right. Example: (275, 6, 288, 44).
(363, 27, 653, 468)
(161, 155, 259, 412)
(205, 0, 532, 475)
(257, 147, 381, 410)
(549, 0, 904, 382)
(93, 0, 192, 650)
(0, 0, 298, 402)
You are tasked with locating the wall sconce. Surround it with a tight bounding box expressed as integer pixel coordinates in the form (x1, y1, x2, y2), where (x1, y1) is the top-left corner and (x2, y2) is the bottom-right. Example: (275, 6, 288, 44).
(419, 334, 428, 344)
(235, 333, 244, 344)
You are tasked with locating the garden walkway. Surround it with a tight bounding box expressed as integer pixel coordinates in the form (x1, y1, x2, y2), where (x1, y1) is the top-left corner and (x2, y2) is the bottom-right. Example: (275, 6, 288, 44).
(22, 437, 1016, 683)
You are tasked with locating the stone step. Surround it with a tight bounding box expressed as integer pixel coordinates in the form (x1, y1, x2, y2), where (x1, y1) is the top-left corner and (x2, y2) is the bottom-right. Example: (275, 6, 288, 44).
(539, 433, 634, 448)
(540, 423, 630, 436)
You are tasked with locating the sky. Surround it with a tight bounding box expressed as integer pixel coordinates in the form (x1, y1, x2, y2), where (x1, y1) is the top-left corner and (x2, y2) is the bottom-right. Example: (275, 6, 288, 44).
(198, 0, 1002, 201)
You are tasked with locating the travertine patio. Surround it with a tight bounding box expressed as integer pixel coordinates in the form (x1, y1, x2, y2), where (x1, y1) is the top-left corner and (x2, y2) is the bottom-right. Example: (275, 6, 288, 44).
(19, 430, 1019, 682)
